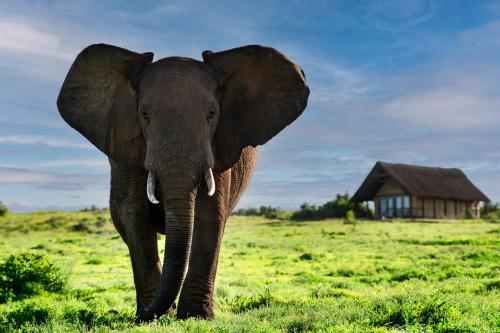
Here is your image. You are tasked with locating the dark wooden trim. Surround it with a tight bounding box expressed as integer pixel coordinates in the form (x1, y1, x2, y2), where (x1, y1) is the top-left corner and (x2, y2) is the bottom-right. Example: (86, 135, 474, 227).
(393, 197, 396, 217)
(422, 197, 425, 217)
(409, 196, 413, 218)
(454, 200, 457, 217)
(433, 198, 436, 218)
(444, 199, 448, 216)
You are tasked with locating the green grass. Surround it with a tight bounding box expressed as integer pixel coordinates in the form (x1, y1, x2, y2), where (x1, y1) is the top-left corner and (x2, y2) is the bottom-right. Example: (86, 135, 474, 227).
(0, 211, 498, 332)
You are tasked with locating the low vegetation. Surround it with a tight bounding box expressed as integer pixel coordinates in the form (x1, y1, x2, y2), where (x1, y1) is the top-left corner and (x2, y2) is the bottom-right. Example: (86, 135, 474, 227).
(291, 193, 372, 220)
(233, 205, 290, 219)
(0, 210, 498, 332)
(0, 252, 67, 303)
(482, 202, 500, 221)
(0, 202, 7, 217)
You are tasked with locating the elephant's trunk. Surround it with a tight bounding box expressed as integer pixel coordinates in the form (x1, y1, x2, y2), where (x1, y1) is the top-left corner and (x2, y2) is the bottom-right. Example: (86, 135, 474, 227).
(137, 170, 197, 322)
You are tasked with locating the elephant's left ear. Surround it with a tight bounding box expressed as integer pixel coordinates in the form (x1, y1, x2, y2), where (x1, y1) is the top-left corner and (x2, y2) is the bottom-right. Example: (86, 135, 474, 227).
(203, 45, 309, 171)
(57, 44, 153, 165)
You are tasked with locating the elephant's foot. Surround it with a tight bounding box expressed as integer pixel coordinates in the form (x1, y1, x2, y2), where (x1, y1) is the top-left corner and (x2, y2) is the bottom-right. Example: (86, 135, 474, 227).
(135, 303, 175, 324)
(176, 302, 214, 320)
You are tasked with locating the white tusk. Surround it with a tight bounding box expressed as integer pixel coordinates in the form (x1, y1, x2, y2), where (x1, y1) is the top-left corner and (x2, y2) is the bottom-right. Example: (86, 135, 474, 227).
(147, 171, 159, 204)
(205, 168, 215, 197)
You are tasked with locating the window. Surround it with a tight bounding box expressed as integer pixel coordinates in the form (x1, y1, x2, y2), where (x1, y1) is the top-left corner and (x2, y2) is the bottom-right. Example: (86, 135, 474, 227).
(387, 197, 394, 217)
(378, 195, 411, 217)
(403, 196, 410, 208)
(380, 198, 387, 217)
(396, 196, 402, 211)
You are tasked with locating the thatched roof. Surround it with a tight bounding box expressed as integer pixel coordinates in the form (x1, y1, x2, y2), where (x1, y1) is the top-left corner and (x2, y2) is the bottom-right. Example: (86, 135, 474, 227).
(351, 162, 490, 202)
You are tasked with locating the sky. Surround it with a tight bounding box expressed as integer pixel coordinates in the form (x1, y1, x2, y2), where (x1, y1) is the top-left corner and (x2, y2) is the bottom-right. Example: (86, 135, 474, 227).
(0, 0, 499, 212)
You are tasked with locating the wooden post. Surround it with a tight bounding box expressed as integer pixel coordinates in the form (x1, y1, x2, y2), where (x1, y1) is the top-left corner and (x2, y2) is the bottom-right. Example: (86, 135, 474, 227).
(422, 197, 425, 218)
(444, 199, 447, 217)
(433, 198, 436, 218)
(454, 200, 457, 218)
(393, 197, 396, 217)
(409, 196, 412, 218)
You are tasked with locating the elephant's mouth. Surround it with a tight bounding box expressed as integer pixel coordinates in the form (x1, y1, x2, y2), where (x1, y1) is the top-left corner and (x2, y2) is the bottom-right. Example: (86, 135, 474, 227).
(146, 168, 215, 205)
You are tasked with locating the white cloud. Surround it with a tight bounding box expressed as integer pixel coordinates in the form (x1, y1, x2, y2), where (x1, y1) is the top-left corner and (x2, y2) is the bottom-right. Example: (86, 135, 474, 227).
(0, 166, 107, 190)
(0, 135, 92, 149)
(362, 0, 437, 32)
(381, 86, 500, 130)
(0, 19, 73, 59)
(5, 202, 89, 213)
(38, 158, 108, 168)
(460, 20, 500, 50)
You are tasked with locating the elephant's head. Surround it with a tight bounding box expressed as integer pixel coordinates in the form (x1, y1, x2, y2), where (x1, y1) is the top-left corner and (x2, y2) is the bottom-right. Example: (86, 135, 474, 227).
(57, 44, 308, 320)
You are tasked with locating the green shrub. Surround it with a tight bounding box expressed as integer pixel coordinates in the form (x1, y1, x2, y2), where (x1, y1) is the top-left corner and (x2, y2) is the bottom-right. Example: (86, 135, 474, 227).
(286, 314, 318, 333)
(481, 202, 499, 219)
(225, 289, 273, 313)
(85, 258, 103, 265)
(390, 269, 427, 282)
(5, 297, 58, 327)
(291, 193, 372, 220)
(0, 252, 67, 303)
(344, 209, 357, 225)
(335, 268, 356, 277)
(368, 293, 463, 331)
(299, 253, 314, 261)
(0, 201, 7, 216)
(233, 205, 285, 219)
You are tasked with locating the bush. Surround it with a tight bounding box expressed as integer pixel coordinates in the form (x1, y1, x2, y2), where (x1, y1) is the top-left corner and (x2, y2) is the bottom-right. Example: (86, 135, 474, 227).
(482, 202, 500, 220)
(0, 252, 67, 303)
(368, 293, 462, 330)
(233, 205, 284, 219)
(225, 289, 273, 313)
(344, 210, 357, 225)
(4, 297, 58, 327)
(291, 193, 372, 220)
(0, 201, 7, 216)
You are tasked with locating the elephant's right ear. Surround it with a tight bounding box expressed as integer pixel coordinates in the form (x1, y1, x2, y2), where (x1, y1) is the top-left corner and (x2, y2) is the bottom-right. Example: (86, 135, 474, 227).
(57, 44, 153, 165)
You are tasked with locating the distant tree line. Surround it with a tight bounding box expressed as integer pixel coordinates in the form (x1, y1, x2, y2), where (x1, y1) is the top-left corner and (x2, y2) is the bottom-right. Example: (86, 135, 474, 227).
(233, 193, 373, 221)
(0, 201, 7, 217)
(481, 202, 500, 221)
(290, 193, 372, 220)
(79, 205, 108, 212)
(233, 206, 283, 219)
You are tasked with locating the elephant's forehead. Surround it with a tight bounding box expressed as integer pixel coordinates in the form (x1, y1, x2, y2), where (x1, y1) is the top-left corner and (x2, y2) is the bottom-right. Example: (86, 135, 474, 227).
(142, 57, 217, 88)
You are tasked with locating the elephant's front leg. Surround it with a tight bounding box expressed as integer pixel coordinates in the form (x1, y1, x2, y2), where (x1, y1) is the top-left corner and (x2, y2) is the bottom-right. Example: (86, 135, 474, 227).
(177, 174, 229, 319)
(109, 162, 162, 314)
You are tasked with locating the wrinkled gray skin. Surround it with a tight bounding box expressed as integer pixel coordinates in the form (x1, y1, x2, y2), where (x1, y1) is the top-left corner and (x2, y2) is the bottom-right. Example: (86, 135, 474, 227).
(57, 44, 308, 321)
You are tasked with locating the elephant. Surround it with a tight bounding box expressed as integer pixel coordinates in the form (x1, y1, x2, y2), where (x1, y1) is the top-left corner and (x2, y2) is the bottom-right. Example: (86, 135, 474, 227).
(57, 43, 309, 321)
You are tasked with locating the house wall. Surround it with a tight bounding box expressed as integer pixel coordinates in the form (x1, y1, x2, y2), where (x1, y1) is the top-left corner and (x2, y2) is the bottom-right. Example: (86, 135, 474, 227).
(371, 179, 482, 219)
(375, 179, 406, 196)
(374, 180, 407, 218)
(376, 195, 480, 219)
(424, 198, 434, 218)
(464, 201, 480, 218)
(445, 200, 455, 219)
(471, 201, 480, 218)
(411, 196, 423, 217)
(435, 199, 445, 218)
(456, 201, 466, 217)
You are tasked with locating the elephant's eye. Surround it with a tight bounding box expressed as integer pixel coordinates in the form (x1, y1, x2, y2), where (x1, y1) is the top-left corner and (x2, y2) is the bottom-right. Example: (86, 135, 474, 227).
(142, 112, 150, 124)
(207, 109, 216, 123)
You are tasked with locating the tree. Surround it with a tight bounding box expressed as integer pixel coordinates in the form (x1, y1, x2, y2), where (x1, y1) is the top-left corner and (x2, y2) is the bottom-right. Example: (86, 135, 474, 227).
(291, 193, 373, 220)
(0, 201, 7, 216)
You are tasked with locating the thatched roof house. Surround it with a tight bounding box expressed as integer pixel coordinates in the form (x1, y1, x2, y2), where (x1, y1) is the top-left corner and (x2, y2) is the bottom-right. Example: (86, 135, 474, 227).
(352, 162, 490, 219)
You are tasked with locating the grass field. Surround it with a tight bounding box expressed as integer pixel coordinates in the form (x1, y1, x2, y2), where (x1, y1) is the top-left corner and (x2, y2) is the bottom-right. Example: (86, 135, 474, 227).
(0, 211, 498, 332)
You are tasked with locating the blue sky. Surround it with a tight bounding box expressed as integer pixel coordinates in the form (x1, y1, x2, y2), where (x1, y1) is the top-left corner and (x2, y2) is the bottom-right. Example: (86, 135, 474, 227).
(0, 0, 499, 211)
